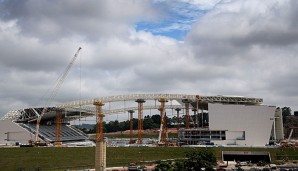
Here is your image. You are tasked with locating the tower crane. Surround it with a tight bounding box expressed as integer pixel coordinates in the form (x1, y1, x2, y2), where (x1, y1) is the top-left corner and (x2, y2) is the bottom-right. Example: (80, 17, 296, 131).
(34, 47, 82, 144)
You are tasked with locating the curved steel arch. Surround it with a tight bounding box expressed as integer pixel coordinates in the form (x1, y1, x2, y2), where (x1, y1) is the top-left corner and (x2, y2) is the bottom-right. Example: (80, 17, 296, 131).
(68, 104, 185, 115)
(2, 93, 263, 121)
(55, 93, 263, 119)
(56, 93, 197, 108)
(56, 93, 263, 110)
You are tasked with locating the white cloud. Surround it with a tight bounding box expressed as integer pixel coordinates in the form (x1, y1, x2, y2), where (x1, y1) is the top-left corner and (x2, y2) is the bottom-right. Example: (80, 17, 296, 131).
(185, 0, 298, 110)
(1, 0, 298, 118)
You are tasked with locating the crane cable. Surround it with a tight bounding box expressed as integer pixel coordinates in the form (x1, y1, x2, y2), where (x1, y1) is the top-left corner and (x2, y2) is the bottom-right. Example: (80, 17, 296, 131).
(35, 47, 82, 143)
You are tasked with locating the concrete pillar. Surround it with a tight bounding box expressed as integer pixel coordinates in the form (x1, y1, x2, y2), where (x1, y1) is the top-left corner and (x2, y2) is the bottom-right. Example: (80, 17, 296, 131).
(275, 108, 284, 140)
(54, 109, 63, 146)
(192, 108, 198, 128)
(95, 141, 106, 171)
(94, 101, 105, 171)
(182, 99, 192, 129)
(128, 110, 135, 144)
(135, 99, 145, 144)
(158, 98, 168, 144)
(175, 108, 181, 131)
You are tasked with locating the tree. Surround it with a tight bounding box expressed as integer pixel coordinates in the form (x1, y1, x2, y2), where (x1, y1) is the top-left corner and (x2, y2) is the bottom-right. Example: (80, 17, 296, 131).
(143, 117, 155, 130)
(282, 107, 292, 124)
(119, 120, 129, 131)
(282, 107, 291, 116)
(154, 148, 216, 171)
(154, 161, 173, 171)
(184, 148, 216, 171)
(151, 114, 161, 125)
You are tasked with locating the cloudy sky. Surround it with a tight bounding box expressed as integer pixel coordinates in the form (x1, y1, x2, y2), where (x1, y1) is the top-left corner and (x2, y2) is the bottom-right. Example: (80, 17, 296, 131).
(0, 0, 298, 117)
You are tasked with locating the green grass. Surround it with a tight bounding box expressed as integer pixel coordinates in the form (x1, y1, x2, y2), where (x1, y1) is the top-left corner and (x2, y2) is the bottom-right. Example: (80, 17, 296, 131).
(0, 147, 297, 170)
(0, 147, 94, 170)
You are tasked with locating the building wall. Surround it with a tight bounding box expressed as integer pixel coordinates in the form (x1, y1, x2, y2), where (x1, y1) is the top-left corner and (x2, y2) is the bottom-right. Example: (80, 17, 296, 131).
(274, 108, 284, 140)
(209, 103, 276, 146)
(0, 120, 34, 145)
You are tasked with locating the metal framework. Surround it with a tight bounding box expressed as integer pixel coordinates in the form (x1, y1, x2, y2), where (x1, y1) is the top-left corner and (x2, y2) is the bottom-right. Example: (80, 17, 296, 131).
(57, 94, 195, 108)
(2, 94, 263, 122)
(56, 94, 262, 108)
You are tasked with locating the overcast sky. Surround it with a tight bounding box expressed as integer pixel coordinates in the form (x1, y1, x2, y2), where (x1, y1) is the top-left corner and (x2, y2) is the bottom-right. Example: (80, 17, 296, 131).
(1, 0, 298, 118)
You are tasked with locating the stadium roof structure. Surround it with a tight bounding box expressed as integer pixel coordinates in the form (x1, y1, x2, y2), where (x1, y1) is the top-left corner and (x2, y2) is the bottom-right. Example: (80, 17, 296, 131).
(1, 107, 93, 122)
(1, 94, 263, 122)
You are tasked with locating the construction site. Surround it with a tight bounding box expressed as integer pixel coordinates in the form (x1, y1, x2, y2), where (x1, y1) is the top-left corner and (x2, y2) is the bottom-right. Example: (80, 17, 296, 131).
(1, 48, 298, 171)
(2, 93, 298, 170)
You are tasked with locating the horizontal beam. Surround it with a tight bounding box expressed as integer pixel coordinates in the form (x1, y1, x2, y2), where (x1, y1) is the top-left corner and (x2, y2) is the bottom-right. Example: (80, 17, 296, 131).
(56, 94, 262, 108)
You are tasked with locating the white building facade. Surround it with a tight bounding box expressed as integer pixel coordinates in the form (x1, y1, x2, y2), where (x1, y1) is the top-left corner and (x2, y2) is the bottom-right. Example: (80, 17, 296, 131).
(178, 103, 278, 147)
(209, 103, 276, 146)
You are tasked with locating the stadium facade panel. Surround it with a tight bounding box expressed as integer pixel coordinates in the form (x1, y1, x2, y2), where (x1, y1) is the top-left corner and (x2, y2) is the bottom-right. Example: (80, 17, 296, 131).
(178, 103, 282, 147)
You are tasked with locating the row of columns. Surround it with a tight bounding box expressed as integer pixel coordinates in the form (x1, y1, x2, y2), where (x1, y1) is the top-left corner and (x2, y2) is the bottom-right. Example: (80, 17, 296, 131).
(91, 98, 202, 171)
(53, 98, 202, 171)
(54, 99, 204, 146)
(127, 98, 204, 145)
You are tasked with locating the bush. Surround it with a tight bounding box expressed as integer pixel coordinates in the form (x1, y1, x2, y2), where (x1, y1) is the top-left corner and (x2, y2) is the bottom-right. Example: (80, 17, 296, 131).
(154, 148, 216, 171)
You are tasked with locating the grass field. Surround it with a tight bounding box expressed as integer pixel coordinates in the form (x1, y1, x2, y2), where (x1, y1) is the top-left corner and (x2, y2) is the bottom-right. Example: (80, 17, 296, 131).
(0, 146, 297, 170)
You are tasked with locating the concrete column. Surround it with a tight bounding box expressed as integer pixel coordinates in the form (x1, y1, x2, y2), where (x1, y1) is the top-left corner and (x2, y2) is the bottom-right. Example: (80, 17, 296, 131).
(175, 108, 181, 131)
(54, 109, 63, 146)
(135, 99, 145, 144)
(94, 101, 105, 171)
(182, 99, 192, 129)
(275, 108, 284, 140)
(128, 110, 135, 144)
(192, 108, 198, 128)
(158, 98, 168, 144)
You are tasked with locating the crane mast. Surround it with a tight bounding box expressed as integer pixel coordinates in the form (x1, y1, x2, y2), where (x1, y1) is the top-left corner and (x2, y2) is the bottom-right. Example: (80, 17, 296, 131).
(35, 47, 82, 143)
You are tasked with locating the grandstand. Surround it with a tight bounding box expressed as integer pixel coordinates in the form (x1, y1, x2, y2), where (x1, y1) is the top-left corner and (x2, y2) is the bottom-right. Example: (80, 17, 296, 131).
(0, 107, 94, 146)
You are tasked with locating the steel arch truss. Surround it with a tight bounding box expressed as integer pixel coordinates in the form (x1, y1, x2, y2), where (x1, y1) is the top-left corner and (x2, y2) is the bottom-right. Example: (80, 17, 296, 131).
(2, 93, 263, 121)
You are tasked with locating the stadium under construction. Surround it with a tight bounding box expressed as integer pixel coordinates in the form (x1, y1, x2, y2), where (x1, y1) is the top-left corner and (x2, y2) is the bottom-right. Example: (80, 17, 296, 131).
(1, 93, 284, 147)
(0, 93, 285, 170)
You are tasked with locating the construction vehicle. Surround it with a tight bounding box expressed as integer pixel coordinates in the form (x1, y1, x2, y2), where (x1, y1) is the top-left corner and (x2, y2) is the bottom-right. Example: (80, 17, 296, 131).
(33, 47, 82, 145)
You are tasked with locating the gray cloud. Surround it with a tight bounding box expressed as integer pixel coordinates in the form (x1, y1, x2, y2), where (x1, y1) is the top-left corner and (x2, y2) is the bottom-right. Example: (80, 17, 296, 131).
(1, 0, 298, 118)
(0, 0, 159, 42)
(185, 0, 298, 109)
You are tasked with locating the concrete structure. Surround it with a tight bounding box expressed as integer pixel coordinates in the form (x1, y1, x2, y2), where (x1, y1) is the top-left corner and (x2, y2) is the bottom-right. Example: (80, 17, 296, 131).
(209, 103, 275, 146)
(94, 101, 106, 171)
(0, 107, 92, 146)
(1, 94, 279, 147)
(0, 120, 34, 145)
(222, 151, 271, 163)
(178, 103, 278, 147)
(273, 108, 284, 141)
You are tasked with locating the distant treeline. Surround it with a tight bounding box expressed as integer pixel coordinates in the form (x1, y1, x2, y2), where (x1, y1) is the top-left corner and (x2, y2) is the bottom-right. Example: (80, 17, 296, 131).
(76, 113, 209, 133)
